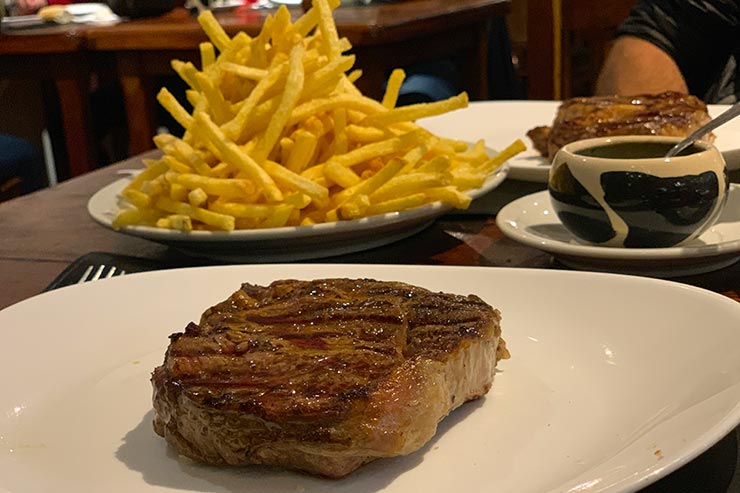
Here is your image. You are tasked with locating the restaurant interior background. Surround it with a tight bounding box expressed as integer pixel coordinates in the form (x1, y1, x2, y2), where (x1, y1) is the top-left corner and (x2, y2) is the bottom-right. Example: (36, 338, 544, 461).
(5, 4, 740, 492)
(0, 0, 637, 201)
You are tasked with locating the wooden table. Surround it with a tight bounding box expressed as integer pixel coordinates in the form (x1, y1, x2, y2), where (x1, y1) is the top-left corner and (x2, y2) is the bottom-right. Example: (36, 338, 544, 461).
(85, 0, 510, 155)
(0, 25, 102, 178)
(1, 155, 740, 491)
(0, 0, 509, 174)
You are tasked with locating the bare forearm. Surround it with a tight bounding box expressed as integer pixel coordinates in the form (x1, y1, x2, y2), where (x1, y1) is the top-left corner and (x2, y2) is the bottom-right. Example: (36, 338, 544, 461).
(595, 36, 689, 96)
(15, 0, 48, 14)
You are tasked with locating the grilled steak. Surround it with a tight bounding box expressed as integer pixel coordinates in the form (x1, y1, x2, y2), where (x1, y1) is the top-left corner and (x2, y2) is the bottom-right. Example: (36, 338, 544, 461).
(151, 278, 508, 478)
(527, 91, 714, 160)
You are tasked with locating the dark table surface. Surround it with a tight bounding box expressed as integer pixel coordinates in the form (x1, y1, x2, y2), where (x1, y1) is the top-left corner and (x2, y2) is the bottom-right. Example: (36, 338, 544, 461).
(1, 156, 740, 492)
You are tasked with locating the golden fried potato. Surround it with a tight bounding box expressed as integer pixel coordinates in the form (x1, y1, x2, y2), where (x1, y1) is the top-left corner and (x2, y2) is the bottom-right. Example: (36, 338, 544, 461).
(113, 0, 524, 232)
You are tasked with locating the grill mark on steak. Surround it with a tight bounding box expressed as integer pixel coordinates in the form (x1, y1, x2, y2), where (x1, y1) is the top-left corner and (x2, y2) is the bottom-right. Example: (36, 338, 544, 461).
(152, 278, 506, 478)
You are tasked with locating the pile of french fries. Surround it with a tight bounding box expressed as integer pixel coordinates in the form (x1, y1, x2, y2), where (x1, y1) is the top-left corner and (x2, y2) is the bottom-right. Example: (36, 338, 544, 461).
(113, 0, 525, 232)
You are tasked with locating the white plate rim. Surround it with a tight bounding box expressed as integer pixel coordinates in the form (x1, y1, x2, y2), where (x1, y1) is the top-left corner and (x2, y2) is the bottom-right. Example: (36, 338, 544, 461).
(420, 100, 740, 183)
(64, 2, 109, 15)
(87, 163, 509, 243)
(3, 264, 740, 493)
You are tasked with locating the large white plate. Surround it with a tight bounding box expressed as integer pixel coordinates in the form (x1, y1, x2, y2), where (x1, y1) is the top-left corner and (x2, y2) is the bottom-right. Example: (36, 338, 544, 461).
(420, 101, 740, 183)
(87, 165, 508, 262)
(65, 2, 109, 16)
(3, 264, 740, 493)
(496, 184, 740, 277)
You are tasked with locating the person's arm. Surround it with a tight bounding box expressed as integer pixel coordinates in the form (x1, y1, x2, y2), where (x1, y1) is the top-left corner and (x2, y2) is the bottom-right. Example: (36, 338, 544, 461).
(15, 0, 72, 14)
(15, 0, 47, 14)
(595, 36, 688, 96)
(594, 0, 739, 100)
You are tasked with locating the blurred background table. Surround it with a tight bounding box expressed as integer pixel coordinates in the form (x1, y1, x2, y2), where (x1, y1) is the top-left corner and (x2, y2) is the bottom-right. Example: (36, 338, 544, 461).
(0, 0, 510, 179)
(0, 24, 102, 179)
(83, 0, 510, 155)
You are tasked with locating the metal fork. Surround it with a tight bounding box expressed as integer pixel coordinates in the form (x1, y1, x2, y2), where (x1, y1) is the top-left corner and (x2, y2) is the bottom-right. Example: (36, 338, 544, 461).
(76, 265, 126, 284)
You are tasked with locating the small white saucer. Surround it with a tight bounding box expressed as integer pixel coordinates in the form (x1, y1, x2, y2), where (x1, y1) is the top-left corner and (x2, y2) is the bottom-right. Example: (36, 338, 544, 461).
(496, 183, 740, 277)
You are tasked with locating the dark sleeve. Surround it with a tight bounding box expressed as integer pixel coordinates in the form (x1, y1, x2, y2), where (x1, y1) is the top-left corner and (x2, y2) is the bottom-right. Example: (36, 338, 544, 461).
(616, 0, 740, 98)
(105, 0, 178, 18)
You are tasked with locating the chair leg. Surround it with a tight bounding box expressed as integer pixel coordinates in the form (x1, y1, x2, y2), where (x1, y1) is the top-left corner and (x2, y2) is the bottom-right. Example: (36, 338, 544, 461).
(0, 177, 24, 202)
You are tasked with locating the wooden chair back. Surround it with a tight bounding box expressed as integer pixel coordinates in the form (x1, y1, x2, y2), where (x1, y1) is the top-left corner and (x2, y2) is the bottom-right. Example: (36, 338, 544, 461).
(0, 177, 23, 203)
(525, 0, 636, 99)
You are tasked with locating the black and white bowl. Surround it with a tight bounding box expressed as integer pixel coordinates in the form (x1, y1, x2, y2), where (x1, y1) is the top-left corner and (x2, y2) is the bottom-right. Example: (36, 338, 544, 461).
(548, 135, 729, 248)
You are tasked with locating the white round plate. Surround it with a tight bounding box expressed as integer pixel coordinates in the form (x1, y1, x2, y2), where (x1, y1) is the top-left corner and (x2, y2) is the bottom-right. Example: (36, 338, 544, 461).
(87, 164, 508, 262)
(420, 101, 740, 183)
(65, 2, 108, 15)
(2, 264, 740, 493)
(496, 184, 740, 277)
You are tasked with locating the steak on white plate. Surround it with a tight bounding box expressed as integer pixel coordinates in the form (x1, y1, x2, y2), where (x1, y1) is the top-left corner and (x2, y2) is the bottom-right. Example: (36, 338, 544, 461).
(151, 278, 508, 478)
(527, 91, 714, 160)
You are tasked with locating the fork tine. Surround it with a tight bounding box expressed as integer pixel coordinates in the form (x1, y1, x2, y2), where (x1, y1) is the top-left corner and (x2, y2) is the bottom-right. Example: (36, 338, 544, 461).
(77, 264, 126, 284)
(77, 265, 95, 284)
(90, 264, 107, 281)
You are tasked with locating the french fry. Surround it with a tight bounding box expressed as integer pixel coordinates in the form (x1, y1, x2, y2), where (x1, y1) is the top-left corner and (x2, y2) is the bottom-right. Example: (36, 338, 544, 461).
(326, 130, 421, 169)
(367, 193, 427, 215)
(370, 172, 448, 203)
(157, 88, 194, 130)
(160, 155, 193, 174)
(220, 62, 268, 81)
(345, 124, 386, 143)
(222, 60, 288, 141)
(188, 188, 209, 207)
(170, 173, 256, 199)
(339, 194, 370, 219)
(154, 134, 213, 176)
(362, 93, 469, 127)
(302, 55, 355, 99)
(251, 43, 305, 162)
(381, 68, 405, 109)
(262, 160, 329, 201)
(124, 158, 168, 191)
(112, 207, 162, 229)
(423, 186, 472, 209)
(200, 42, 216, 69)
(416, 154, 451, 173)
(197, 9, 232, 53)
(324, 160, 360, 188)
(332, 157, 405, 206)
(195, 71, 233, 124)
(477, 138, 527, 174)
(113, 0, 524, 233)
(169, 214, 194, 231)
(261, 203, 294, 228)
(156, 196, 236, 231)
(332, 108, 348, 154)
(314, 0, 341, 61)
(171, 60, 202, 92)
(285, 129, 318, 173)
(193, 111, 283, 202)
(291, 0, 340, 37)
(121, 188, 151, 209)
(169, 183, 188, 202)
(210, 201, 273, 219)
(287, 93, 385, 127)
